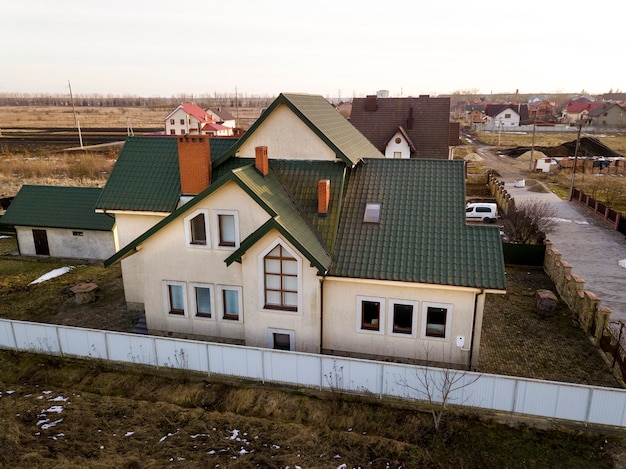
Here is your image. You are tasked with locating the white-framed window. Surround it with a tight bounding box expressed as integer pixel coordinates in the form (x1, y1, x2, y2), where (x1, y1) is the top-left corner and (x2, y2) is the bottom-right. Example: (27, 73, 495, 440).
(163, 281, 187, 317)
(267, 328, 294, 351)
(189, 283, 215, 319)
(213, 210, 239, 249)
(184, 209, 210, 248)
(264, 244, 298, 311)
(421, 302, 452, 340)
(388, 299, 418, 337)
(259, 239, 301, 313)
(356, 296, 385, 334)
(217, 285, 243, 322)
(393, 151, 402, 159)
(180, 118, 185, 125)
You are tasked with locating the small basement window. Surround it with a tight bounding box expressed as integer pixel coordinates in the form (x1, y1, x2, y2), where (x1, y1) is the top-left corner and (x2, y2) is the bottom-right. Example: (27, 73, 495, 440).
(72, 231, 83, 237)
(363, 203, 381, 223)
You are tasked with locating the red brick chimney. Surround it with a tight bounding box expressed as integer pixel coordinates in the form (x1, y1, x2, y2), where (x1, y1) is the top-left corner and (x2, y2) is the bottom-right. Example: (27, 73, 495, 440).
(318, 179, 330, 215)
(255, 146, 269, 176)
(177, 135, 212, 195)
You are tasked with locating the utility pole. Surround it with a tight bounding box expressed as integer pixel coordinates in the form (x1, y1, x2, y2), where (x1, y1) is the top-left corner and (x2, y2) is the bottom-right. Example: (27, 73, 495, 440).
(568, 120, 583, 201)
(529, 116, 537, 171)
(68, 80, 83, 149)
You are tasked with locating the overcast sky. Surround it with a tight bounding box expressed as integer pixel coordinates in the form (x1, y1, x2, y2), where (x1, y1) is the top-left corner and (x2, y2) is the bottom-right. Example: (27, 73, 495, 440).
(2, 0, 624, 99)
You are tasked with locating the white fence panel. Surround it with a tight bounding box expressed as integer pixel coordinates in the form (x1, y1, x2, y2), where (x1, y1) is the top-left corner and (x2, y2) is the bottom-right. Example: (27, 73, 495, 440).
(207, 343, 263, 379)
(154, 338, 209, 373)
(514, 380, 560, 417)
(107, 333, 156, 365)
(553, 385, 591, 422)
(0, 320, 16, 349)
(263, 351, 322, 387)
(461, 374, 516, 411)
(587, 388, 626, 426)
(12, 321, 60, 354)
(3, 318, 626, 428)
(57, 326, 108, 359)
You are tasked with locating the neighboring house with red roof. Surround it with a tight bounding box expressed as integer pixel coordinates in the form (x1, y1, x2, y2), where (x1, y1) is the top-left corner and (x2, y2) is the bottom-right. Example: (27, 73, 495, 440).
(98, 93, 506, 369)
(562, 98, 604, 125)
(349, 94, 455, 159)
(165, 103, 232, 136)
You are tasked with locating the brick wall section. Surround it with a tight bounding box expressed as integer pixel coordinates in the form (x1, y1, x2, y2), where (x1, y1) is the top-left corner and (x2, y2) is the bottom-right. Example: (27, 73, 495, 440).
(177, 136, 211, 195)
(543, 242, 611, 344)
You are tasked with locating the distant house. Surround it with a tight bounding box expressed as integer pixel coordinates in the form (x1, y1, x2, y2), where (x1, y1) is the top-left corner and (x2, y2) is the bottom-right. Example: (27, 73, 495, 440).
(562, 98, 603, 125)
(484, 104, 530, 129)
(588, 103, 626, 128)
(100, 93, 506, 369)
(466, 103, 485, 124)
(350, 94, 455, 159)
(527, 99, 555, 122)
(0, 186, 115, 260)
(206, 107, 236, 130)
(165, 103, 231, 136)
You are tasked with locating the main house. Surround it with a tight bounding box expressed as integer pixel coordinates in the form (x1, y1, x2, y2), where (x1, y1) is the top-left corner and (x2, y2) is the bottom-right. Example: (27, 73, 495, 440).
(99, 93, 506, 369)
(349, 94, 455, 159)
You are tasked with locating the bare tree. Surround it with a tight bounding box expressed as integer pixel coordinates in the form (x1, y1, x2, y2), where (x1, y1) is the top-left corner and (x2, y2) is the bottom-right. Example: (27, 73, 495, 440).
(508, 199, 558, 244)
(396, 363, 480, 432)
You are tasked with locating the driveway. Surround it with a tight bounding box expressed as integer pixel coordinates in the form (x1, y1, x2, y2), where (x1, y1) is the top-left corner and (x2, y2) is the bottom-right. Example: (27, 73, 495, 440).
(476, 145, 626, 323)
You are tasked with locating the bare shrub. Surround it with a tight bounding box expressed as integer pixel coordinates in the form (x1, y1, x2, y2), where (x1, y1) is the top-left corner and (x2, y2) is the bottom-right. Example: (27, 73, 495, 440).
(508, 199, 558, 244)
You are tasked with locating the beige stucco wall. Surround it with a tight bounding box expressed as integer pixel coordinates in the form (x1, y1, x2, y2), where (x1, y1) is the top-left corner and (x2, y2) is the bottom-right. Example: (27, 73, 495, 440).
(133, 181, 272, 342)
(236, 104, 337, 161)
(322, 277, 480, 367)
(115, 212, 169, 309)
(15, 226, 115, 260)
(237, 231, 322, 353)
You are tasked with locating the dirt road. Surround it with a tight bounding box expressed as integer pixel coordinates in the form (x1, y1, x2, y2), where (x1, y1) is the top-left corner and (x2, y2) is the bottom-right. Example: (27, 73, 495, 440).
(472, 139, 626, 323)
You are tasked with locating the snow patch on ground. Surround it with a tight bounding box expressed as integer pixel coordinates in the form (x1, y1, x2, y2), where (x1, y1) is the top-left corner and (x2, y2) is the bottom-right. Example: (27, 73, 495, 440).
(619, 259, 626, 269)
(29, 266, 76, 285)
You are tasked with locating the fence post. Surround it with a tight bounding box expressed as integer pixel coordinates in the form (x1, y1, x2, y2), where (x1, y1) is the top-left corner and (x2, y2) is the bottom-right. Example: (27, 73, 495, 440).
(613, 323, 624, 368)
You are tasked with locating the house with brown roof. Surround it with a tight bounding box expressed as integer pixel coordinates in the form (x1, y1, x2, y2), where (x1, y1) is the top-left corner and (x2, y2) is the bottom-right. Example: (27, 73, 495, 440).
(101, 93, 505, 369)
(528, 99, 556, 122)
(349, 94, 455, 159)
(588, 102, 626, 128)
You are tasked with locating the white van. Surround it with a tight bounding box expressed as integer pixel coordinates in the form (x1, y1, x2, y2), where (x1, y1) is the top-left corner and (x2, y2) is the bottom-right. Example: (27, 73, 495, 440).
(466, 203, 498, 223)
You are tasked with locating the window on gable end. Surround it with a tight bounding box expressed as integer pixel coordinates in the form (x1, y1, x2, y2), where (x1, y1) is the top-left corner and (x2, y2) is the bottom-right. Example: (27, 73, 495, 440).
(264, 243, 299, 312)
(190, 213, 207, 245)
(213, 210, 239, 249)
(185, 210, 210, 248)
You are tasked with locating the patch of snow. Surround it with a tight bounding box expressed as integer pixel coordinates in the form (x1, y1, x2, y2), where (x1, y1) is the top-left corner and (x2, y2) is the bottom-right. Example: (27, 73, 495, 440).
(125, 431, 134, 437)
(44, 405, 64, 414)
(619, 259, 626, 269)
(0, 235, 11, 239)
(41, 418, 63, 430)
(29, 266, 75, 285)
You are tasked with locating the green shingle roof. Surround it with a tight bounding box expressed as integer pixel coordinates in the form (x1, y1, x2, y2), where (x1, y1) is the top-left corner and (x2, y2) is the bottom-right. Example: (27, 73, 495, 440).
(0, 185, 114, 231)
(105, 163, 334, 273)
(225, 165, 332, 273)
(96, 136, 239, 213)
(331, 159, 506, 290)
(96, 136, 181, 213)
(214, 93, 383, 168)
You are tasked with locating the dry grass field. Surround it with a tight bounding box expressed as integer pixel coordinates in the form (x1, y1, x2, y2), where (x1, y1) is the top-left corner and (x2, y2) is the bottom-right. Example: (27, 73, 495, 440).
(0, 106, 262, 200)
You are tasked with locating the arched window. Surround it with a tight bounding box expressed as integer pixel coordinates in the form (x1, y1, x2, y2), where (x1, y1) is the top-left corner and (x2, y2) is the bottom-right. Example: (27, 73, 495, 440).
(264, 244, 298, 311)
